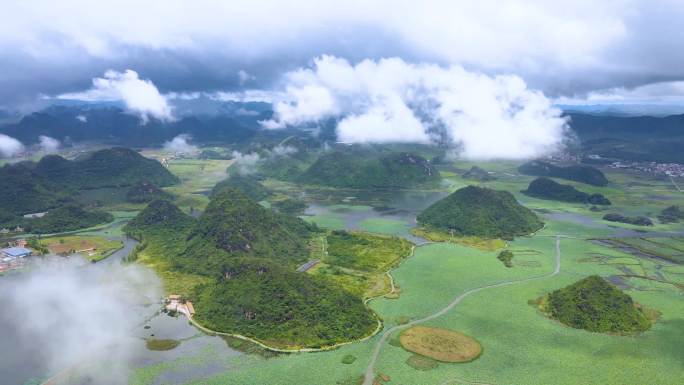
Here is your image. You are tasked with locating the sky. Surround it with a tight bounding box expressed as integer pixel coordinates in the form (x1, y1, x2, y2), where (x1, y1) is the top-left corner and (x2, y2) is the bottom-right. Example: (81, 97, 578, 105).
(2, 0, 684, 109)
(2, 0, 684, 159)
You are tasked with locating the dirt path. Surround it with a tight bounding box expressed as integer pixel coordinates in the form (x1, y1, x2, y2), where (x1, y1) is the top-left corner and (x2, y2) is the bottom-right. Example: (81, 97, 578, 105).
(362, 236, 563, 385)
(670, 176, 683, 193)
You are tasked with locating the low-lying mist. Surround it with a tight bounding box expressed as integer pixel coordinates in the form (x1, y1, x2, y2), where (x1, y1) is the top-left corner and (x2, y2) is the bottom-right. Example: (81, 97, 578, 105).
(0, 256, 162, 385)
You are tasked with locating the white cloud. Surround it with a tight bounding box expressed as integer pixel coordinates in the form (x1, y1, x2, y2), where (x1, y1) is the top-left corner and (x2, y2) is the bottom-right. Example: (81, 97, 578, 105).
(261, 85, 338, 129)
(38, 135, 60, 153)
(230, 151, 261, 174)
(237, 70, 254, 86)
(59, 70, 174, 123)
(557, 81, 684, 105)
(209, 90, 278, 103)
(163, 134, 198, 154)
(76, 114, 87, 122)
(4, 0, 684, 108)
(271, 145, 297, 157)
(262, 56, 568, 159)
(0, 257, 161, 383)
(0, 134, 25, 158)
(235, 108, 259, 116)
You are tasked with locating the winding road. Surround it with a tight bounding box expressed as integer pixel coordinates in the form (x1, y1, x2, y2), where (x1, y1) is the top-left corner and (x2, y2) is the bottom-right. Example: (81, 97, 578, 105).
(362, 236, 563, 385)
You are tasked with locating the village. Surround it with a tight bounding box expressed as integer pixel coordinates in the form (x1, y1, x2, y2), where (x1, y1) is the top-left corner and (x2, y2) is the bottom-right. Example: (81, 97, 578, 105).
(606, 160, 684, 177)
(0, 238, 32, 273)
(0, 235, 120, 273)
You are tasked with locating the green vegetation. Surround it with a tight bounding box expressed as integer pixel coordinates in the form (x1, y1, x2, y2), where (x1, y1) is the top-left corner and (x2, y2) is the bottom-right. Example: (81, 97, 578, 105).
(126, 181, 172, 203)
(462, 166, 495, 181)
(600, 237, 684, 264)
(657, 205, 684, 224)
(125, 191, 377, 348)
(26, 237, 48, 255)
(0, 147, 177, 230)
(35, 147, 179, 189)
(603, 213, 653, 226)
(24, 205, 113, 234)
(272, 198, 307, 215)
(544, 276, 652, 334)
(341, 355, 357, 364)
(299, 151, 440, 189)
(326, 230, 412, 272)
(523, 177, 611, 205)
(405, 355, 439, 371)
(417, 185, 543, 239)
(183, 188, 316, 274)
(518, 160, 609, 186)
(145, 339, 181, 351)
(0, 162, 71, 217)
(410, 227, 507, 251)
(199, 149, 233, 160)
(497, 249, 514, 267)
(211, 174, 271, 201)
(192, 258, 377, 348)
(124, 199, 195, 236)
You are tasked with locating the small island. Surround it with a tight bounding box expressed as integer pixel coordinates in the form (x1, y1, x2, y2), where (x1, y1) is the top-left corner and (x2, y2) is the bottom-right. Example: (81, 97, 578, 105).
(461, 166, 495, 181)
(603, 213, 653, 226)
(540, 276, 656, 334)
(299, 151, 441, 189)
(522, 177, 611, 205)
(416, 185, 543, 239)
(518, 160, 609, 186)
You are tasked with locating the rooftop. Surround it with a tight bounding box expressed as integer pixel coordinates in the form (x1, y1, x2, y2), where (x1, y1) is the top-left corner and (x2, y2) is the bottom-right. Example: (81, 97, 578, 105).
(1, 247, 32, 257)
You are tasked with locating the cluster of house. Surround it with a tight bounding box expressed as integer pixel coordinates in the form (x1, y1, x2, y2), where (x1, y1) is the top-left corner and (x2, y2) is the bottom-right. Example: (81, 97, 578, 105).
(0, 239, 32, 272)
(0, 226, 25, 234)
(165, 295, 196, 317)
(607, 160, 684, 177)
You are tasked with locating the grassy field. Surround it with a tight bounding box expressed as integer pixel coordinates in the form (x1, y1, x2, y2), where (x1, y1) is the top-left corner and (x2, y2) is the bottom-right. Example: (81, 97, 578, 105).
(411, 227, 507, 251)
(308, 231, 412, 300)
(163, 158, 234, 212)
(40, 235, 123, 262)
(127, 159, 684, 385)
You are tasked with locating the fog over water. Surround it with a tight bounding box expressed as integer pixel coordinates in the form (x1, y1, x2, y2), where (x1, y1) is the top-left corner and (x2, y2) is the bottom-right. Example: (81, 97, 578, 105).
(0, 255, 162, 385)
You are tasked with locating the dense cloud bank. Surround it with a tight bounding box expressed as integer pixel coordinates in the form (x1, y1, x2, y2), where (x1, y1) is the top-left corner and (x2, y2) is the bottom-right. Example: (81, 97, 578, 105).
(2, 1, 684, 109)
(263, 56, 569, 159)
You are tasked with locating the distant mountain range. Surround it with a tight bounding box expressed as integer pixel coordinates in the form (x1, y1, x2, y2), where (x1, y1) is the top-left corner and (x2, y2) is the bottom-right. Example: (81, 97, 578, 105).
(0, 105, 263, 147)
(3, 104, 684, 163)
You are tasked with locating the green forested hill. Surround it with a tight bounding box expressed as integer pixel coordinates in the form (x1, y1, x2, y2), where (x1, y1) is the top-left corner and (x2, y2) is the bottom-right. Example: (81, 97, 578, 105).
(126, 181, 173, 203)
(124, 199, 195, 236)
(417, 185, 543, 239)
(192, 257, 377, 348)
(211, 174, 271, 201)
(0, 162, 71, 216)
(184, 188, 315, 273)
(545, 275, 652, 334)
(125, 191, 376, 348)
(0, 147, 177, 218)
(300, 151, 440, 189)
(462, 166, 495, 181)
(523, 177, 611, 205)
(24, 205, 113, 234)
(518, 160, 609, 186)
(35, 147, 179, 189)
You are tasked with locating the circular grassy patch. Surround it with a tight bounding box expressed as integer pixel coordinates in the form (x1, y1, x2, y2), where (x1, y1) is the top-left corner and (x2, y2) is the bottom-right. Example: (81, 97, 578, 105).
(145, 338, 180, 351)
(341, 354, 357, 364)
(400, 326, 481, 362)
